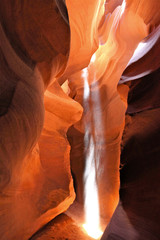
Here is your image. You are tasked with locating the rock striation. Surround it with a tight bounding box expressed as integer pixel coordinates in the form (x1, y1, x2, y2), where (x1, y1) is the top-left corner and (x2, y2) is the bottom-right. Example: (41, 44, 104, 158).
(0, 0, 159, 239)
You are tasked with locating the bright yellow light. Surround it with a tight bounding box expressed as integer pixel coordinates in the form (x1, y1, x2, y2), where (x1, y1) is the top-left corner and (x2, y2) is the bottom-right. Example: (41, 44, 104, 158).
(90, 53, 96, 63)
(83, 223, 103, 239)
(120, 0, 126, 16)
(82, 60, 103, 240)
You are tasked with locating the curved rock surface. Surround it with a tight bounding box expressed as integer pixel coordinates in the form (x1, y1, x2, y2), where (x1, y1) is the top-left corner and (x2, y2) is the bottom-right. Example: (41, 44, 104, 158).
(0, 0, 159, 239)
(0, 1, 81, 239)
(101, 69, 160, 240)
(68, 0, 149, 221)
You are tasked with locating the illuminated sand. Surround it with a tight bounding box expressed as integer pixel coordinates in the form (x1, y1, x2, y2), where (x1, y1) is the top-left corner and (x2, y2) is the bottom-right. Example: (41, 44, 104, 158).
(30, 213, 94, 240)
(30, 201, 108, 240)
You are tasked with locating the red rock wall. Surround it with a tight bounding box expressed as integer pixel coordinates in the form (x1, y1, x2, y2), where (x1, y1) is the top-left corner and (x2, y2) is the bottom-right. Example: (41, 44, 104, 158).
(0, 0, 159, 239)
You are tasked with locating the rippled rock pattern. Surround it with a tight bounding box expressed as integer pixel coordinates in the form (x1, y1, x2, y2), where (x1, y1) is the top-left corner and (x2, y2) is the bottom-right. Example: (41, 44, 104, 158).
(0, 0, 159, 239)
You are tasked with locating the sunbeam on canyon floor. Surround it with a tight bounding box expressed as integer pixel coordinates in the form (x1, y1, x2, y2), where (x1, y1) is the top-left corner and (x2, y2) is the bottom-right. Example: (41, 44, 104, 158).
(82, 56, 103, 239)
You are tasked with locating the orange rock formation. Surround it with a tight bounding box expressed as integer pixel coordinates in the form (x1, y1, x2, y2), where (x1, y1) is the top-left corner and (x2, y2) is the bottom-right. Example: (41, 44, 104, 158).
(0, 0, 159, 239)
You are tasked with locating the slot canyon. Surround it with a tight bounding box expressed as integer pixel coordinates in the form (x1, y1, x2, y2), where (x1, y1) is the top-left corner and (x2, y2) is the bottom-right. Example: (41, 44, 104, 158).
(0, 0, 160, 239)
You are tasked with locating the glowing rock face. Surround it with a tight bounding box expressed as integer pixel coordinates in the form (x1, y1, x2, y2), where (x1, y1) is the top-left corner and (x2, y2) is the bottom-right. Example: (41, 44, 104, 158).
(0, 24, 82, 240)
(69, 0, 149, 222)
(67, 0, 159, 238)
(0, 0, 160, 240)
(0, 1, 81, 240)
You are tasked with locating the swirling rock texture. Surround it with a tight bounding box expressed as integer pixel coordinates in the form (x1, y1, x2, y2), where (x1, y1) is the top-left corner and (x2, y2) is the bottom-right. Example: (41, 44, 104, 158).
(100, 1, 160, 240)
(0, 1, 159, 240)
(0, 1, 81, 239)
(101, 40, 160, 240)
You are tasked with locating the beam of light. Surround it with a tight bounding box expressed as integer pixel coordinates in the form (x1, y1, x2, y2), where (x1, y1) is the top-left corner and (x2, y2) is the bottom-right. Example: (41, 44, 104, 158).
(82, 2, 127, 237)
(120, 0, 126, 17)
(83, 136, 102, 239)
(83, 68, 90, 100)
(82, 59, 103, 239)
(90, 53, 96, 63)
